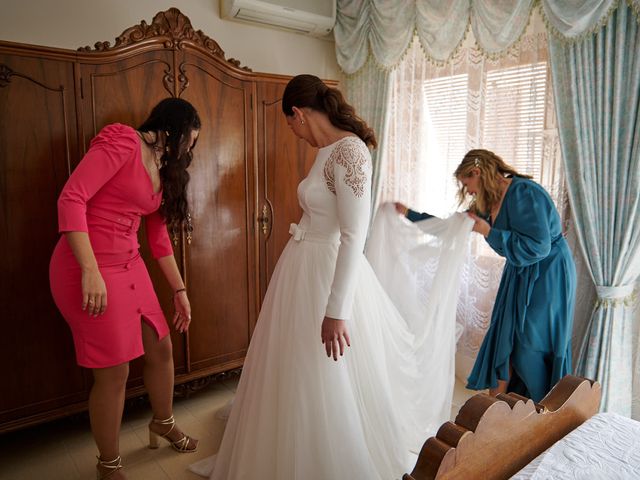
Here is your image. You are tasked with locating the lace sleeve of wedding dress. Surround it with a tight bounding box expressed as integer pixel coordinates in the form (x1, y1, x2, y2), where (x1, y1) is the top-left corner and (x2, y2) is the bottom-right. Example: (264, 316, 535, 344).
(324, 137, 372, 320)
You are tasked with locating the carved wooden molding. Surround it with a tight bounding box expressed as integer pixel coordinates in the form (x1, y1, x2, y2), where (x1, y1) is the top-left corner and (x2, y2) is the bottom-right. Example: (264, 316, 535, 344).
(404, 375, 601, 480)
(0, 63, 68, 96)
(178, 62, 189, 96)
(78, 8, 252, 72)
(0, 64, 14, 87)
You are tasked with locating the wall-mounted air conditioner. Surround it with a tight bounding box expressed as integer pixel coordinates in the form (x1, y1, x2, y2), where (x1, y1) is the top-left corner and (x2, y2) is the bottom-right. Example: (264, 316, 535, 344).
(220, 0, 336, 37)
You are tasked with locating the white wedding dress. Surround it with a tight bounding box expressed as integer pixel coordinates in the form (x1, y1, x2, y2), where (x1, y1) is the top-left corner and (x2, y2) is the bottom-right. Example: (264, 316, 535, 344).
(190, 136, 472, 480)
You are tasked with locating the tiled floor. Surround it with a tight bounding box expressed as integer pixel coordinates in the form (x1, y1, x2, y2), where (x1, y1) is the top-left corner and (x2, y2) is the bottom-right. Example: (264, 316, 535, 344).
(0, 377, 477, 480)
(0, 378, 237, 480)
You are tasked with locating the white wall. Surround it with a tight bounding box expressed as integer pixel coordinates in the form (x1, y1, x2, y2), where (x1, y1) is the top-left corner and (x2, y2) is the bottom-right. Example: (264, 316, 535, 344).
(0, 0, 341, 80)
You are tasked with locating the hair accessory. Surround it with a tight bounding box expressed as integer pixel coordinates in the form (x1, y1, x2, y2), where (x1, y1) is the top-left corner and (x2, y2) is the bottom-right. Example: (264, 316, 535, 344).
(474, 157, 480, 168)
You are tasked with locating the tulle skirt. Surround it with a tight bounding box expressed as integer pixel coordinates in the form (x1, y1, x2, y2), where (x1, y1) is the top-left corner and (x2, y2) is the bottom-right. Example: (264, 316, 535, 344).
(190, 236, 427, 479)
(190, 208, 472, 480)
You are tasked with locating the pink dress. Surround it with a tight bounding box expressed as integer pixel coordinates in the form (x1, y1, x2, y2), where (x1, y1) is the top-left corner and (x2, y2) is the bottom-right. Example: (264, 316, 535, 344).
(49, 124, 174, 368)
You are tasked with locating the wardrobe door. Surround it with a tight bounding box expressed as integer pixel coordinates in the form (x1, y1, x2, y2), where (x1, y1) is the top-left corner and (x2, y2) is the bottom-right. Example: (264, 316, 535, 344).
(178, 51, 258, 375)
(0, 51, 84, 431)
(77, 50, 188, 387)
(255, 79, 316, 298)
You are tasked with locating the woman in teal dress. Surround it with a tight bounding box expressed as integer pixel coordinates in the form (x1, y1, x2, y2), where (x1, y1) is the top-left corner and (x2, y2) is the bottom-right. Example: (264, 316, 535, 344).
(396, 149, 576, 401)
(454, 149, 576, 402)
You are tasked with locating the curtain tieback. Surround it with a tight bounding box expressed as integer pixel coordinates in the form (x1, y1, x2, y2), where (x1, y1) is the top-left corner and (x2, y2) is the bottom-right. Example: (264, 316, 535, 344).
(595, 284, 636, 307)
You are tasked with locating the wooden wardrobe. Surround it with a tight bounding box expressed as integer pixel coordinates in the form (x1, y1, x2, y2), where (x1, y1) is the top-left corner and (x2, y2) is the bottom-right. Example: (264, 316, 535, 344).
(0, 8, 331, 433)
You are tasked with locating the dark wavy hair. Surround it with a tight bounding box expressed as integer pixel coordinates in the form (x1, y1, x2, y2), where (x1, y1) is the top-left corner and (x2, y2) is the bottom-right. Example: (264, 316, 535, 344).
(138, 98, 201, 231)
(282, 74, 377, 148)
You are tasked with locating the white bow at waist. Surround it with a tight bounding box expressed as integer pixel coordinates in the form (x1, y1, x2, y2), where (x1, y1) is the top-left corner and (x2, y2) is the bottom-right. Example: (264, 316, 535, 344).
(289, 223, 340, 244)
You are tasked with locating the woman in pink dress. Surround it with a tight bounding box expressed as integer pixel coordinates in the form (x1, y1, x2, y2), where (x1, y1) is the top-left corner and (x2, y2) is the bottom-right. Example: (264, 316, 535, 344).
(49, 98, 201, 479)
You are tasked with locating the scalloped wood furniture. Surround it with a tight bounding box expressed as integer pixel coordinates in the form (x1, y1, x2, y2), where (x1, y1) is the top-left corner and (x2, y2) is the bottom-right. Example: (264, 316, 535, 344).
(0, 8, 331, 433)
(404, 375, 602, 480)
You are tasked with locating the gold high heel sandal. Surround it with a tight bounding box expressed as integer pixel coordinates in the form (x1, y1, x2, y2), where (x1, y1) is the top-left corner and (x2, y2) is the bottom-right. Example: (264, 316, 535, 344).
(148, 415, 198, 453)
(96, 455, 124, 479)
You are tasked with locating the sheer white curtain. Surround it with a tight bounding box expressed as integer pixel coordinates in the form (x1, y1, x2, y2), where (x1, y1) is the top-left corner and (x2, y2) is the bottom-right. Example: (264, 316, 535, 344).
(377, 10, 568, 381)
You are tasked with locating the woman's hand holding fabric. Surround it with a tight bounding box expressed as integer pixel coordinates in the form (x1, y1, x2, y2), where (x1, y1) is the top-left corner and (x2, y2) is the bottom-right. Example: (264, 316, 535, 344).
(467, 212, 491, 237)
(394, 202, 409, 216)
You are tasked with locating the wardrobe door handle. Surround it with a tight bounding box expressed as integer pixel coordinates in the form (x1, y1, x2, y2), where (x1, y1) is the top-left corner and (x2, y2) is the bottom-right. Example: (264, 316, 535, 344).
(185, 213, 194, 245)
(171, 225, 180, 246)
(257, 204, 270, 235)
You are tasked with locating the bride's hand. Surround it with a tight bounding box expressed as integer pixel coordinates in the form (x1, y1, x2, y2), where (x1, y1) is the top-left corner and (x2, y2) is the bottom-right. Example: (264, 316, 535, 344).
(321, 316, 351, 361)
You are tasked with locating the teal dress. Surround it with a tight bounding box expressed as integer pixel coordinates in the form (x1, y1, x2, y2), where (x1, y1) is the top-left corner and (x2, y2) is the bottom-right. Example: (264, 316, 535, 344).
(465, 176, 576, 401)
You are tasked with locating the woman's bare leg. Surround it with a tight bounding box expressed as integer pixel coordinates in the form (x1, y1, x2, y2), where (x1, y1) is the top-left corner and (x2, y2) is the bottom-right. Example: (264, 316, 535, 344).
(141, 321, 174, 419)
(91, 363, 129, 478)
(142, 321, 197, 450)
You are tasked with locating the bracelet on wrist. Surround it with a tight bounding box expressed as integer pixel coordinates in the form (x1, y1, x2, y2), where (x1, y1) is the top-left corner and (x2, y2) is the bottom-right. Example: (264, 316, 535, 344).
(174, 288, 186, 296)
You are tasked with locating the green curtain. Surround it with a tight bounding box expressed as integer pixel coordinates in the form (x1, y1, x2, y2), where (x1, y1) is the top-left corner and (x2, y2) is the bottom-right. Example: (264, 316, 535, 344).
(549, 1, 640, 414)
(343, 59, 392, 211)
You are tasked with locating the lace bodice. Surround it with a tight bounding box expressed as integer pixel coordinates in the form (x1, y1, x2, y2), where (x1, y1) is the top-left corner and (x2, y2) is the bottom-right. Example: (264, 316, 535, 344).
(296, 136, 372, 320)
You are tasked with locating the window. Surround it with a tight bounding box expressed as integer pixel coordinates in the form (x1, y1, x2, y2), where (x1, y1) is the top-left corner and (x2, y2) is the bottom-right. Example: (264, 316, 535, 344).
(483, 62, 548, 180)
(422, 74, 469, 215)
(418, 62, 550, 216)
(380, 32, 564, 226)
(378, 31, 564, 366)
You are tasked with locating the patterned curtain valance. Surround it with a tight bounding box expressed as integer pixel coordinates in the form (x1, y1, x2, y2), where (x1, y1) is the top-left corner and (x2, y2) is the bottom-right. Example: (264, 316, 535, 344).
(335, 0, 629, 74)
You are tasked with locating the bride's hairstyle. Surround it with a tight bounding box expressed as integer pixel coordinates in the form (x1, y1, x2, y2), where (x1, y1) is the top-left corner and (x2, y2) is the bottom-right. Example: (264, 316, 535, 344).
(282, 74, 377, 148)
(454, 149, 531, 215)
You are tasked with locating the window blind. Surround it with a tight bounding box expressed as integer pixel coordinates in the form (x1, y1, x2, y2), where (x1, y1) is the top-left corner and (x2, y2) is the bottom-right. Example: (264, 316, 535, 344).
(483, 62, 548, 181)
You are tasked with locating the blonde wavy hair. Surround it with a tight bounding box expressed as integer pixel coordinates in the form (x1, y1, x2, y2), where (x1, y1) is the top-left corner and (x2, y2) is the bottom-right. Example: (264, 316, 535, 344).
(454, 149, 531, 215)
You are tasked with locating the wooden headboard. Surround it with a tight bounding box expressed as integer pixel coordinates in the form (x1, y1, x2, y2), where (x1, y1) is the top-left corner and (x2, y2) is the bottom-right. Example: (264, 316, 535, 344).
(405, 375, 601, 480)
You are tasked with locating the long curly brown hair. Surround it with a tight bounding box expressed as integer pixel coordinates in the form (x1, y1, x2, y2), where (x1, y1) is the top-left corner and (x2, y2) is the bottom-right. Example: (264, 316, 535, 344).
(454, 149, 531, 215)
(138, 98, 201, 231)
(282, 74, 377, 148)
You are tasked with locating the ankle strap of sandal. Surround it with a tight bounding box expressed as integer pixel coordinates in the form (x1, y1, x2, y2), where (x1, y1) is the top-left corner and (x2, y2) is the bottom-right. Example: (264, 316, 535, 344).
(97, 455, 122, 469)
(151, 415, 175, 425)
(151, 415, 176, 437)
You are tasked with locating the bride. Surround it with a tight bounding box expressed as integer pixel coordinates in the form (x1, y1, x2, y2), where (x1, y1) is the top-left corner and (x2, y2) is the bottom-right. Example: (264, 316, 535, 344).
(190, 74, 471, 479)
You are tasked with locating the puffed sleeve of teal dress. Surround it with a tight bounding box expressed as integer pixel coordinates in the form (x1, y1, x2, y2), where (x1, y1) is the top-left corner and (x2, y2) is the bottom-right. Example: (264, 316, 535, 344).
(485, 181, 551, 266)
(466, 177, 576, 403)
